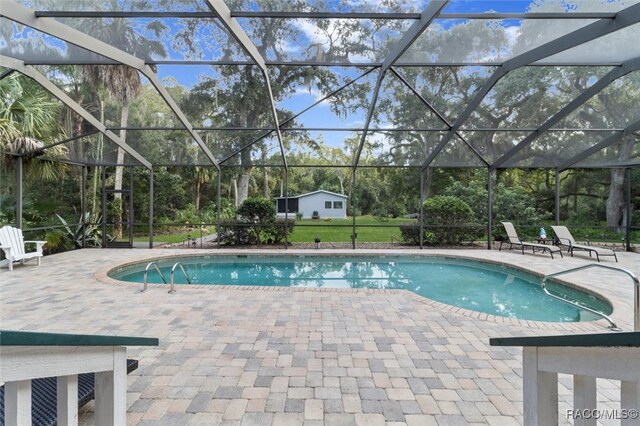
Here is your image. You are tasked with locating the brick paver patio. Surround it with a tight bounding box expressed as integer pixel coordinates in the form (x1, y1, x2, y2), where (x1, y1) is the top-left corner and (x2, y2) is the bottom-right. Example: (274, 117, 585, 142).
(1, 248, 638, 425)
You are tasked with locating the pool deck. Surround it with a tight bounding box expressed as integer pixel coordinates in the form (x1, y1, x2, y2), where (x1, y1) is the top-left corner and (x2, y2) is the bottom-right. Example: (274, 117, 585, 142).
(1, 247, 638, 425)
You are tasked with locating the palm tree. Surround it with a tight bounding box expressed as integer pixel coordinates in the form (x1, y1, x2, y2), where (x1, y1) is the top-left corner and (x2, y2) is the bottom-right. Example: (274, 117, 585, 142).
(80, 2, 166, 238)
(0, 73, 67, 182)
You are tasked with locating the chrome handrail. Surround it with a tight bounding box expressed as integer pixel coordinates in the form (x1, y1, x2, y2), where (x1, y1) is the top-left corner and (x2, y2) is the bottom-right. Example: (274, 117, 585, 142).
(169, 262, 191, 293)
(541, 282, 617, 329)
(541, 264, 639, 331)
(142, 262, 167, 292)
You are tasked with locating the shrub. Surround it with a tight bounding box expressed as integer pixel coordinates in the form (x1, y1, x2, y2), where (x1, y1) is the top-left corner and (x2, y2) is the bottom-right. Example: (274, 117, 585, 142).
(44, 229, 67, 254)
(218, 221, 255, 245)
(265, 219, 296, 244)
(218, 219, 295, 246)
(237, 197, 276, 224)
(221, 197, 294, 246)
(399, 224, 422, 245)
(57, 212, 107, 248)
(445, 179, 551, 226)
(237, 197, 276, 244)
(423, 196, 475, 245)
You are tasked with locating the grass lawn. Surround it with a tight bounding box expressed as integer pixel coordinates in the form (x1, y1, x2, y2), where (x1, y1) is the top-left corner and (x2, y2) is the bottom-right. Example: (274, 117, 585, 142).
(131, 218, 411, 244)
(289, 215, 411, 243)
(130, 220, 638, 246)
(133, 227, 215, 244)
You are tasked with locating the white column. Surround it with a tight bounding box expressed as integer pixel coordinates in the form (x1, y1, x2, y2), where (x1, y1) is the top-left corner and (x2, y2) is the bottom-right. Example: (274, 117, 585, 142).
(94, 347, 127, 426)
(621, 381, 640, 426)
(573, 375, 597, 426)
(523, 347, 558, 426)
(57, 374, 79, 426)
(5, 379, 32, 425)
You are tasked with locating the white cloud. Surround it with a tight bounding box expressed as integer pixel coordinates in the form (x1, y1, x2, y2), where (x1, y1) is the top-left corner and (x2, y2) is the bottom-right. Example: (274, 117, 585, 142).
(504, 26, 520, 50)
(290, 87, 332, 107)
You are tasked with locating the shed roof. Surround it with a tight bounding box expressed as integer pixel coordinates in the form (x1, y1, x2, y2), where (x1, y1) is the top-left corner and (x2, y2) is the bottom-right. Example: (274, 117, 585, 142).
(275, 190, 348, 199)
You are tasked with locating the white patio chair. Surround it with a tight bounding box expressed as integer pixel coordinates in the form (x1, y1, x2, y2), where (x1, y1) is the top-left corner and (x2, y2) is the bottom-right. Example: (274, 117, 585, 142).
(0, 225, 46, 271)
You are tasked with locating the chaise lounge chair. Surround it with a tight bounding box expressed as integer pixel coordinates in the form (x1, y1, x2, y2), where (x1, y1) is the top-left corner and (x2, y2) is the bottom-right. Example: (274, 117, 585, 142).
(551, 225, 618, 262)
(499, 222, 563, 259)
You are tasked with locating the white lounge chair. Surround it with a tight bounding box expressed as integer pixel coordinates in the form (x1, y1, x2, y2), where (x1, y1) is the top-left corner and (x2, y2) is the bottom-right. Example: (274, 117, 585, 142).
(0, 225, 46, 271)
(499, 222, 563, 259)
(551, 225, 618, 262)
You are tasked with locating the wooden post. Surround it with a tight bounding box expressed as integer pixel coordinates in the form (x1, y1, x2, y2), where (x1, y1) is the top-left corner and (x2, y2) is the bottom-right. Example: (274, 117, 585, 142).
(573, 375, 597, 426)
(5, 379, 32, 425)
(523, 347, 558, 425)
(95, 347, 127, 426)
(621, 381, 640, 426)
(58, 375, 79, 426)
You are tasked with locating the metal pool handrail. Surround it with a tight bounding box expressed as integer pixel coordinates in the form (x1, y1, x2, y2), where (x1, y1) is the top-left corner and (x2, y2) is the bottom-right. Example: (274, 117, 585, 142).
(541, 264, 639, 331)
(169, 262, 191, 293)
(142, 262, 167, 292)
(540, 281, 617, 329)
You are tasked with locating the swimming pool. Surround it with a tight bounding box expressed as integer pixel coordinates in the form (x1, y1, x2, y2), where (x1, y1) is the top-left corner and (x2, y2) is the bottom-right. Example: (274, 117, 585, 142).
(109, 255, 612, 323)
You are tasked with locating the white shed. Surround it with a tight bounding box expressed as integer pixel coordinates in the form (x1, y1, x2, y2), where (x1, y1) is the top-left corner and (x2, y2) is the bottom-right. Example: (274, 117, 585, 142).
(276, 190, 348, 219)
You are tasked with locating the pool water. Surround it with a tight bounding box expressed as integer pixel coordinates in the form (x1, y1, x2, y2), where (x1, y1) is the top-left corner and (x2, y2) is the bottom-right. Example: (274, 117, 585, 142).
(110, 256, 612, 323)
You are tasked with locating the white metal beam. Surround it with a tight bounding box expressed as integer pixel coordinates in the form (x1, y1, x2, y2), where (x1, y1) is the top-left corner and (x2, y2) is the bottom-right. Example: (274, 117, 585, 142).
(203, 0, 288, 169)
(352, 0, 448, 168)
(1, 0, 220, 169)
(390, 66, 488, 166)
(558, 119, 640, 171)
(421, 2, 640, 171)
(380, 0, 448, 73)
(203, 0, 266, 71)
(491, 57, 640, 169)
(0, 55, 152, 169)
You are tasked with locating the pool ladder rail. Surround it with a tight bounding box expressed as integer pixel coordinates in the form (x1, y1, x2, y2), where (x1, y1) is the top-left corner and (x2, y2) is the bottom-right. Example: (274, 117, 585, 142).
(142, 262, 167, 292)
(169, 262, 191, 293)
(541, 263, 640, 331)
(142, 261, 191, 293)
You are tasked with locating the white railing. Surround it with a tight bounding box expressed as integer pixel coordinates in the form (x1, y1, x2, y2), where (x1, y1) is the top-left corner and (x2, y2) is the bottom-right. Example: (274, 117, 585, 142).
(0, 331, 158, 426)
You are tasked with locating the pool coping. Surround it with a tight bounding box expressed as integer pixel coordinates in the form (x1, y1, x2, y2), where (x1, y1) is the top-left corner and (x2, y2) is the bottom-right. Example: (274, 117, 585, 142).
(94, 250, 617, 332)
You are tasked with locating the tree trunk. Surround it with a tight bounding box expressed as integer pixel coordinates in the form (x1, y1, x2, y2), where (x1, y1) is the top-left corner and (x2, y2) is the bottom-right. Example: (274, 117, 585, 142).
(113, 101, 129, 239)
(237, 149, 252, 205)
(91, 100, 104, 215)
(67, 82, 84, 179)
(422, 167, 433, 200)
(263, 169, 269, 198)
(573, 175, 578, 213)
(606, 168, 626, 231)
(232, 178, 238, 207)
(261, 146, 269, 198)
(606, 134, 634, 231)
(195, 174, 202, 211)
(238, 171, 250, 205)
(337, 173, 345, 195)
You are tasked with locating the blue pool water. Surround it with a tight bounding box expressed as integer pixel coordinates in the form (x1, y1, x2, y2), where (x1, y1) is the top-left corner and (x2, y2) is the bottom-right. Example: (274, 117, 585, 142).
(109, 256, 612, 322)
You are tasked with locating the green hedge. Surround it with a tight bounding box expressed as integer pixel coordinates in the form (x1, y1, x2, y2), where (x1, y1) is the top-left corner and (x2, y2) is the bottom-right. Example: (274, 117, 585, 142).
(218, 219, 296, 246)
(400, 196, 481, 246)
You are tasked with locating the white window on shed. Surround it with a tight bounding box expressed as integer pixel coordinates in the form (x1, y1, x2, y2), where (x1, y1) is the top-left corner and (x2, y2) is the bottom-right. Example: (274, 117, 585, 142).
(325, 201, 332, 209)
(333, 201, 343, 209)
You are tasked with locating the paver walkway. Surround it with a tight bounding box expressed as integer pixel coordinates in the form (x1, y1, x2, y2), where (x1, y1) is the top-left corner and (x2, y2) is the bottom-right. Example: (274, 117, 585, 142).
(1, 248, 638, 425)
